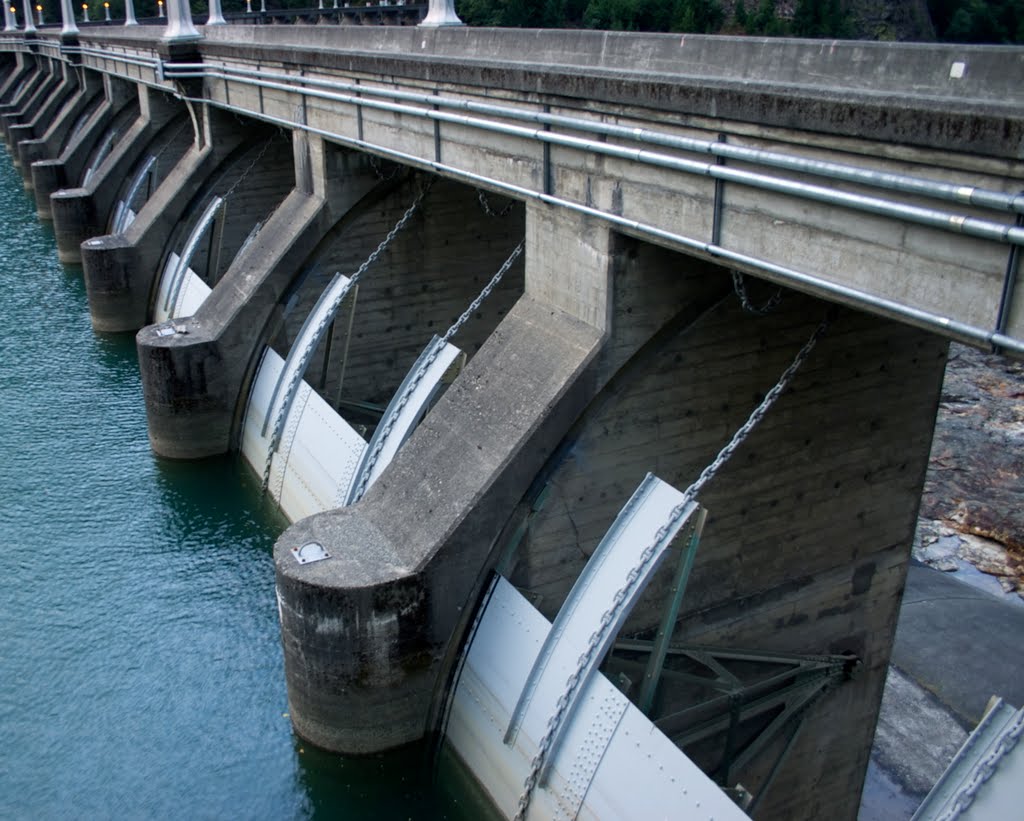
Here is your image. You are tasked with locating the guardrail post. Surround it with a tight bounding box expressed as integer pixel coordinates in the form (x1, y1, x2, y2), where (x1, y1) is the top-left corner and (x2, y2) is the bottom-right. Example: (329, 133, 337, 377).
(124, 0, 137, 25)
(163, 0, 200, 41)
(419, 0, 462, 26)
(21, 0, 35, 31)
(206, 0, 226, 25)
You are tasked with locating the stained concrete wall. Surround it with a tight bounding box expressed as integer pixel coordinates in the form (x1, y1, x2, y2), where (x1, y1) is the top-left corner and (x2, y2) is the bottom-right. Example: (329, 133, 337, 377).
(507, 235, 948, 820)
(50, 86, 184, 263)
(32, 74, 139, 221)
(273, 176, 524, 411)
(273, 205, 947, 821)
(81, 105, 255, 332)
(156, 129, 295, 295)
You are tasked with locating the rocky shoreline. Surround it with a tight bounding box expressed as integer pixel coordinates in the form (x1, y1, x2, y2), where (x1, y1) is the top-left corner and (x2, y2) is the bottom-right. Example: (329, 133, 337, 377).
(913, 343, 1024, 599)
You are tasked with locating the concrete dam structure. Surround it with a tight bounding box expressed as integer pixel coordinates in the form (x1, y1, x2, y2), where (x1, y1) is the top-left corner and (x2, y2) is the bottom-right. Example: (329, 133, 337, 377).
(2, 4, 1022, 818)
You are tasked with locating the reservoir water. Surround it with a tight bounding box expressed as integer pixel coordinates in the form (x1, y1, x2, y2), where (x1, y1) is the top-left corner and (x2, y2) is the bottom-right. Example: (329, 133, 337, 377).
(0, 150, 483, 818)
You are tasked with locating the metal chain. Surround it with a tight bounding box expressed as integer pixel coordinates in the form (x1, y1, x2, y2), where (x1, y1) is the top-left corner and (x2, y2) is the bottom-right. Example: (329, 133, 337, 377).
(369, 153, 402, 181)
(477, 188, 515, 218)
(935, 709, 1024, 821)
(732, 269, 783, 316)
(260, 182, 430, 493)
(348, 239, 524, 504)
(223, 131, 281, 202)
(442, 240, 523, 343)
(512, 310, 834, 821)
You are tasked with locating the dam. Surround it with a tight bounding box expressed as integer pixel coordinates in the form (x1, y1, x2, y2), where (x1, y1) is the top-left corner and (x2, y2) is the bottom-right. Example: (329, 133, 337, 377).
(1, 2, 1022, 817)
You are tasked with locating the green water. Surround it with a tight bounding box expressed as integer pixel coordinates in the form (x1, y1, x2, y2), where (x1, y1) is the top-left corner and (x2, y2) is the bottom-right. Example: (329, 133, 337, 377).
(0, 152, 481, 819)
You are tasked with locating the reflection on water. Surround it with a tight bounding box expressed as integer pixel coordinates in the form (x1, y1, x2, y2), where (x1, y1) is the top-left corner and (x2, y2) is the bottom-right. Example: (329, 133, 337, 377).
(0, 144, 489, 819)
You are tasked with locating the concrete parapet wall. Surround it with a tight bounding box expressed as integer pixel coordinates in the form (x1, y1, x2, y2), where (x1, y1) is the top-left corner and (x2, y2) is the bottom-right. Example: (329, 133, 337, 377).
(197, 26, 1024, 161)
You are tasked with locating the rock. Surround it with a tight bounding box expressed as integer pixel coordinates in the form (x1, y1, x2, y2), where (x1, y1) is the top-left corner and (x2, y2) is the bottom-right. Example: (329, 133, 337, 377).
(919, 344, 1024, 588)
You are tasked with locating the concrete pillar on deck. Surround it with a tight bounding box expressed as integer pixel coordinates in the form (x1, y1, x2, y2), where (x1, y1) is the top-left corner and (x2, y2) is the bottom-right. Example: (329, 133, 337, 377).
(124, 0, 138, 26)
(206, 0, 225, 25)
(419, 0, 462, 26)
(60, 0, 78, 31)
(163, 0, 199, 41)
(20, 0, 35, 32)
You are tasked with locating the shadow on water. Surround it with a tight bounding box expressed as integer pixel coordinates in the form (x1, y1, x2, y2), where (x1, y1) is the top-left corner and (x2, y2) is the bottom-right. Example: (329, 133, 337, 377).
(0, 134, 500, 821)
(295, 736, 498, 821)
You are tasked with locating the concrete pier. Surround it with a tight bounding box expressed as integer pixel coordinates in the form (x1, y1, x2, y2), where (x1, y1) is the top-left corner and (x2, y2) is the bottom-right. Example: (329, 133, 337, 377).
(1, 25, 1021, 821)
(81, 106, 257, 332)
(272, 208, 946, 821)
(30, 74, 135, 221)
(50, 88, 185, 263)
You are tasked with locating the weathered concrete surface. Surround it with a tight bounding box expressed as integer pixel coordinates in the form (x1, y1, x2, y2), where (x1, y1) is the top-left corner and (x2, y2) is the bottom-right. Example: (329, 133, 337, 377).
(50, 88, 186, 264)
(508, 282, 948, 821)
(16, 70, 101, 181)
(7, 62, 79, 182)
(136, 138, 381, 459)
(25, 26, 1018, 350)
(274, 295, 604, 752)
(0, 60, 60, 148)
(81, 106, 249, 332)
(30, 74, 137, 221)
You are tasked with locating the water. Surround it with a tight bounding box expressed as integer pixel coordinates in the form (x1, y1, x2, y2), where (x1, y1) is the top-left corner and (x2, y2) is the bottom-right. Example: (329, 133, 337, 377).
(0, 152, 485, 819)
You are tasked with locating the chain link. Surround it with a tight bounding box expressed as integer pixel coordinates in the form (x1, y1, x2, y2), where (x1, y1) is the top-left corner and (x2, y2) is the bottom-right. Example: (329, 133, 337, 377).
(512, 310, 834, 821)
(443, 240, 523, 343)
(477, 188, 516, 218)
(260, 183, 430, 493)
(223, 131, 282, 203)
(934, 709, 1024, 821)
(369, 153, 402, 182)
(732, 269, 783, 316)
(347, 239, 524, 504)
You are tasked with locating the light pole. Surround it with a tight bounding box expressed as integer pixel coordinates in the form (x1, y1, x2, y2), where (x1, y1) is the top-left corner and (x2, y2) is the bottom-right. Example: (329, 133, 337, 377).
(80, 1, 87, 21)
(35, 2, 42, 23)
(103, 0, 110, 20)
(22, 0, 36, 30)
(4, 4, 16, 31)
(123, 0, 136, 24)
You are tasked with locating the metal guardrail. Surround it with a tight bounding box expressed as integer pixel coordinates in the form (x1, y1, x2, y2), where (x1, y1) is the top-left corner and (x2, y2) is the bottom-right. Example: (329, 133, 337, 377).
(2, 30, 1021, 355)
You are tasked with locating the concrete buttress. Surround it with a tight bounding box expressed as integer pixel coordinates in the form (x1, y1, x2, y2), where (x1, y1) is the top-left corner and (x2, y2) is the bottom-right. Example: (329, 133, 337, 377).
(81, 105, 248, 332)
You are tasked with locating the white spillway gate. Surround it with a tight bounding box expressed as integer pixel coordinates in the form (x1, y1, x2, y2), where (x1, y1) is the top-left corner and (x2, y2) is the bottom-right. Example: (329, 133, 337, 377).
(110, 154, 155, 234)
(444, 475, 750, 821)
(152, 196, 224, 324)
(242, 329, 461, 523)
